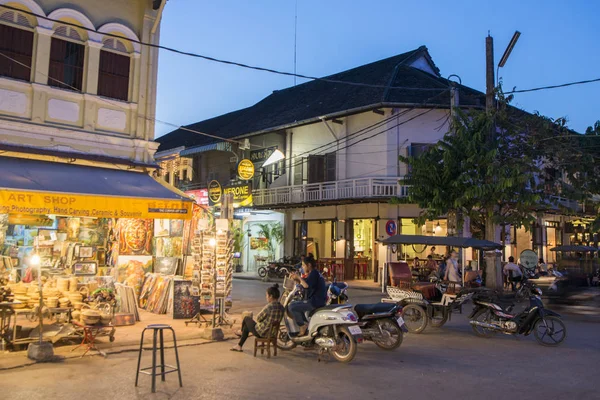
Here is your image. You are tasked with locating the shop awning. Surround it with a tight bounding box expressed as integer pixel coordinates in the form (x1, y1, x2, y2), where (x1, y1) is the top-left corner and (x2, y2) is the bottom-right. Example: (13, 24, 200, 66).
(0, 157, 193, 219)
(380, 234, 503, 250)
(550, 245, 598, 252)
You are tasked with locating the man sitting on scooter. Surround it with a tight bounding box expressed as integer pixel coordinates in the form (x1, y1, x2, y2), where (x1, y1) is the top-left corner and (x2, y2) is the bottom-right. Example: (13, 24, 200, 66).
(289, 258, 327, 336)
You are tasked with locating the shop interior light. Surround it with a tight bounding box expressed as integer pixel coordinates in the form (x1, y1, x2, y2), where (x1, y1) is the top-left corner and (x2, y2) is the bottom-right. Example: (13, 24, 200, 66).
(262, 149, 285, 167)
(31, 254, 40, 266)
(435, 222, 442, 232)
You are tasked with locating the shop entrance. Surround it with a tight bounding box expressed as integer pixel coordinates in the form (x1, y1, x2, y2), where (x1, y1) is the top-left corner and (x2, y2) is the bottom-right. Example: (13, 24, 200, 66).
(293, 220, 336, 259)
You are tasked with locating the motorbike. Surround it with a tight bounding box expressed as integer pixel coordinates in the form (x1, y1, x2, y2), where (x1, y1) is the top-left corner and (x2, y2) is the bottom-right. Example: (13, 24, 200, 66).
(469, 283, 567, 346)
(277, 277, 363, 363)
(326, 281, 407, 350)
(353, 302, 408, 350)
(258, 261, 294, 279)
(326, 281, 349, 305)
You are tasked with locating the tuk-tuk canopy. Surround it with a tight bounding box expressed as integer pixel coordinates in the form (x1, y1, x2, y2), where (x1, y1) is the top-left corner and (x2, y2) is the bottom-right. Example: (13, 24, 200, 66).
(550, 245, 598, 252)
(379, 234, 503, 250)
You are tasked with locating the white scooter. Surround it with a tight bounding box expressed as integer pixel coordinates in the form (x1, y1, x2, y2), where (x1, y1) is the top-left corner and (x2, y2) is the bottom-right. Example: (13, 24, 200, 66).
(277, 277, 362, 363)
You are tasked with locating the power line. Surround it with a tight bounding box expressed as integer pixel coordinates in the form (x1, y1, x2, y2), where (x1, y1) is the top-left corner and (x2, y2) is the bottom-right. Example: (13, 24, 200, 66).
(505, 77, 600, 94)
(0, 3, 449, 93)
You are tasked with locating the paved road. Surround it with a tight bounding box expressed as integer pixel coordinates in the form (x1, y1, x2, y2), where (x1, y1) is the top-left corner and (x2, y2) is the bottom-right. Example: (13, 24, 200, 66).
(4, 280, 600, 400)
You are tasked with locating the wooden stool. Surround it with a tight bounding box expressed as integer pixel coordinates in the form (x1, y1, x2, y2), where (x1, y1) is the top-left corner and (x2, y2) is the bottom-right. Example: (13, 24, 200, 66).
(253, 322, 279, 359)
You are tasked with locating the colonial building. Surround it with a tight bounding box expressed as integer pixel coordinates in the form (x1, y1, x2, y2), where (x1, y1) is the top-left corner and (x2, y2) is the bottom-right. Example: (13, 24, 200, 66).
(155, 46, 592, 277)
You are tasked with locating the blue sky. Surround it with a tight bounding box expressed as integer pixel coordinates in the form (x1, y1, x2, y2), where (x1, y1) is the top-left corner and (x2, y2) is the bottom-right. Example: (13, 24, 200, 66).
(155, 0, 600, 138)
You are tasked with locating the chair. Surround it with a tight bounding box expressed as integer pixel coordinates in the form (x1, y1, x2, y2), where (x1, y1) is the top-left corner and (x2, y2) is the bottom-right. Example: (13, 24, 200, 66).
(254, 321, 280, 359)
(135, 324, 183, 393)
(388, 262, 412, 286)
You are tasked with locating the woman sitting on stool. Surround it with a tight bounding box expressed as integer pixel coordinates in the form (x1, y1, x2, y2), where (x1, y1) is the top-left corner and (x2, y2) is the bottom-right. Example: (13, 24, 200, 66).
(231, 284, 285, 352)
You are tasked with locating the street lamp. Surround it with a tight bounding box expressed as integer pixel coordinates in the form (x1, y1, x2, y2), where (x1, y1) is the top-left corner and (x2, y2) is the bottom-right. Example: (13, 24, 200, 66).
(262, 149, 285, 167)
(27, 243, 54, 361)
(497, 31, 521, 85)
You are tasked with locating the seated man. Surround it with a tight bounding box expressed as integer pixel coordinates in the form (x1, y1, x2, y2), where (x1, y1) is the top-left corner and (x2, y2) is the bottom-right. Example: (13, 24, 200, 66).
(288, 258, 326, 336)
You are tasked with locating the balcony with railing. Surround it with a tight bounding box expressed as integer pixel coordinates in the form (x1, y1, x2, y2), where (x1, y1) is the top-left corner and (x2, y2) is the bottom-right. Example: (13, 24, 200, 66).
(253, 177, 408, 207)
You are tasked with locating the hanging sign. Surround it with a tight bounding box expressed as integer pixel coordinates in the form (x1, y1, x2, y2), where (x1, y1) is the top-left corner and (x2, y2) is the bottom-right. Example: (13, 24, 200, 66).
(250, 146, 278, 164)
(237, 159, 255, 180)
(0, 189, 192, 219)
(208, 180, 222, 205)
(185, 189, 209, 206)
(385, 220, 397, 236)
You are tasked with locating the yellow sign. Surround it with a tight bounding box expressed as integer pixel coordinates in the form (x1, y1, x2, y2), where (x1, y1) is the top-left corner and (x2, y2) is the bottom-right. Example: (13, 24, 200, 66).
(237, 159, 255, 180)
(223, 184, 253, 208)
(0, 189, 192, 220)
(208, 180, 222, 204)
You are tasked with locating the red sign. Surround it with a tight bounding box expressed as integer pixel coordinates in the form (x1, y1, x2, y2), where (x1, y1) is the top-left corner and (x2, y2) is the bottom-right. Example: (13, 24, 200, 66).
(185, 189, 209, 206)
(385, 220, 397, 236)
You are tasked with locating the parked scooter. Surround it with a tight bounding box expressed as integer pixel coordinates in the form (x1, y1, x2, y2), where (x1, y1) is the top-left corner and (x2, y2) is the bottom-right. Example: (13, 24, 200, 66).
(277, 278, 363, 363)
(326, 282, 407, 350)
(258, 262, 292, 279)
(353, 302, 408, 350)
(469, 282, 567, 346)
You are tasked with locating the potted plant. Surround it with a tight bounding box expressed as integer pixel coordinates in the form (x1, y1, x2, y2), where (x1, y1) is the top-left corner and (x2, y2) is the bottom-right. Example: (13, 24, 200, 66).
(257, 222, 284, 261)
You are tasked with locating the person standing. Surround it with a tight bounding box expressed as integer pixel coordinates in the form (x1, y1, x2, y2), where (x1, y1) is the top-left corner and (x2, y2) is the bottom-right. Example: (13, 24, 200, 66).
(503, 256, 523, 291)
(444, 250, 461, 283)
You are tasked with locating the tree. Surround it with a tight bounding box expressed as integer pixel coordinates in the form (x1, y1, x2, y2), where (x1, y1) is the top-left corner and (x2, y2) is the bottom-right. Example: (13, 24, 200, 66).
(399, 101, 542, 239)
(256, 222, 284, 261)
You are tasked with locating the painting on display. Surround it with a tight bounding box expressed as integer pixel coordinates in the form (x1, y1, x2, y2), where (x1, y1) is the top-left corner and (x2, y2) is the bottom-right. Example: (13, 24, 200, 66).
(154, 219, 170, 237)
(116, 256, 153, 296)
(170, 220, 184, 237)
(183, 256, 195, 279)
(118, 219, 153, 255)
(250, 237, 268, 250)
(154, 237, 183, 258)
(172, 280, 200, 319)
(155, 257, 180, 275)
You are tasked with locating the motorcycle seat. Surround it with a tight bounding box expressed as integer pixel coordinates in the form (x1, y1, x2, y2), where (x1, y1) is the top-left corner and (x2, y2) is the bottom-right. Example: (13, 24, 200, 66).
(353, 303, 396, 319)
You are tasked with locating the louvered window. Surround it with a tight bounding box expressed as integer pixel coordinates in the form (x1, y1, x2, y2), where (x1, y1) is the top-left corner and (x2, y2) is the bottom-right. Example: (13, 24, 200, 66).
(0, 12, 33, 81)
(97, 39, 130, 101)
(48, 31, 85, 91)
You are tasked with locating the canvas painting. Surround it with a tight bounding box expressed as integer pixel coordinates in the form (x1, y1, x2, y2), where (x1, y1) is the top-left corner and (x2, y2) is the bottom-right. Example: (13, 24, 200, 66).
(155, 257, 180, 275)
(154, 219, 170, 237)
(119, 219, 153, 255)
(116, 256, 153, 296)
(170, 220, 184, 237)
(172, 280, 200, 319)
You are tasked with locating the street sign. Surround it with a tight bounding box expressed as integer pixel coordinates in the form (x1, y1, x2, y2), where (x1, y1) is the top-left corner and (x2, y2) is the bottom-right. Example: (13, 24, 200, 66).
(208, 180, 222, 205)
(385, 220, 397, 236)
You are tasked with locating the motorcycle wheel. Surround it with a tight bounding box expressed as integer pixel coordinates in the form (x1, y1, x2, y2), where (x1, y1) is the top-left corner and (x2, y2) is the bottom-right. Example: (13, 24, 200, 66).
(373, 318, 403, 350)
(430, 310, 448, 328)
(330, 326, 357, 363)
(470, 308, 497, 338)
(258, 267, 267, 278)
(533, 316, 567, 347)
(402, 304, 428, 334)
(276, 324, 297, 351)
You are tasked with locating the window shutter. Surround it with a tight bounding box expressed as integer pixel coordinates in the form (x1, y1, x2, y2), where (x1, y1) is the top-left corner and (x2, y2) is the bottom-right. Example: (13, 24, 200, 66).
(294, 157, 305, 185)
(98, 50, 131, 101)
(308, 155, 326, 184)
(49, 37, 85, 91)
(0, 23, 33, 81)
(325, 152, 336, 182)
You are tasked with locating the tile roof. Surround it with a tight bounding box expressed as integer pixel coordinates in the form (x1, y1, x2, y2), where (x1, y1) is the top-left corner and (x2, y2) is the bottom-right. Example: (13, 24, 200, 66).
(156, 46, 484, 152)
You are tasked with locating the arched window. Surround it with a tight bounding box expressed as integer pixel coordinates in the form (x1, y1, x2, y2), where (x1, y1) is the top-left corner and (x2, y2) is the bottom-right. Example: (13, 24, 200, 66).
(97, 37, 131, 101)
(48, 24, 86, 91)
(0, 9, 34, 81)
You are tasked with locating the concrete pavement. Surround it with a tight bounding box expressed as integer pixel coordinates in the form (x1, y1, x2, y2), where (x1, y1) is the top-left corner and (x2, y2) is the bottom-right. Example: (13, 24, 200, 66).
(2, 310, 599, 400)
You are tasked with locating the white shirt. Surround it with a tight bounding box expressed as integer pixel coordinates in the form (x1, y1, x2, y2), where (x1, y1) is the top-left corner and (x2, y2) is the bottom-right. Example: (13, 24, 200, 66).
(503, 262, 522, 277)
(445, 258, 460, 282)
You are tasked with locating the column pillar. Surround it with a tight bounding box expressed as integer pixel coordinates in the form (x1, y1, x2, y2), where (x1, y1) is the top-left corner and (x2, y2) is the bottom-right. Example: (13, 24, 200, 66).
(84, 40, 103, 95)
(33, 27, 53, 84)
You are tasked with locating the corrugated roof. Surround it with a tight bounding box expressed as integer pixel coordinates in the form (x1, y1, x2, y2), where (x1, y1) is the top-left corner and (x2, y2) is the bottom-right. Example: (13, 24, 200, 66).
(156, 46, 484, 152)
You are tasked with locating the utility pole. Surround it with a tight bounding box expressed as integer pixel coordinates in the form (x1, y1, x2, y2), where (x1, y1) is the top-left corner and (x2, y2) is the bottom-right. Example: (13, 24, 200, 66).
(484, 32, 503, 291)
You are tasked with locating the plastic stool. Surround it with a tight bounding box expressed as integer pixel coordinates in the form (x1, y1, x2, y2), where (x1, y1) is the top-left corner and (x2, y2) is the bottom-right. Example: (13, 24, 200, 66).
(135, 324, 183, 393)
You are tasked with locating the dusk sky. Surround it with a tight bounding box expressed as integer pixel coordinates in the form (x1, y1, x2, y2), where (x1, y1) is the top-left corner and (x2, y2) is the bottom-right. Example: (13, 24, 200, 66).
(155, 0, 600, 138)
